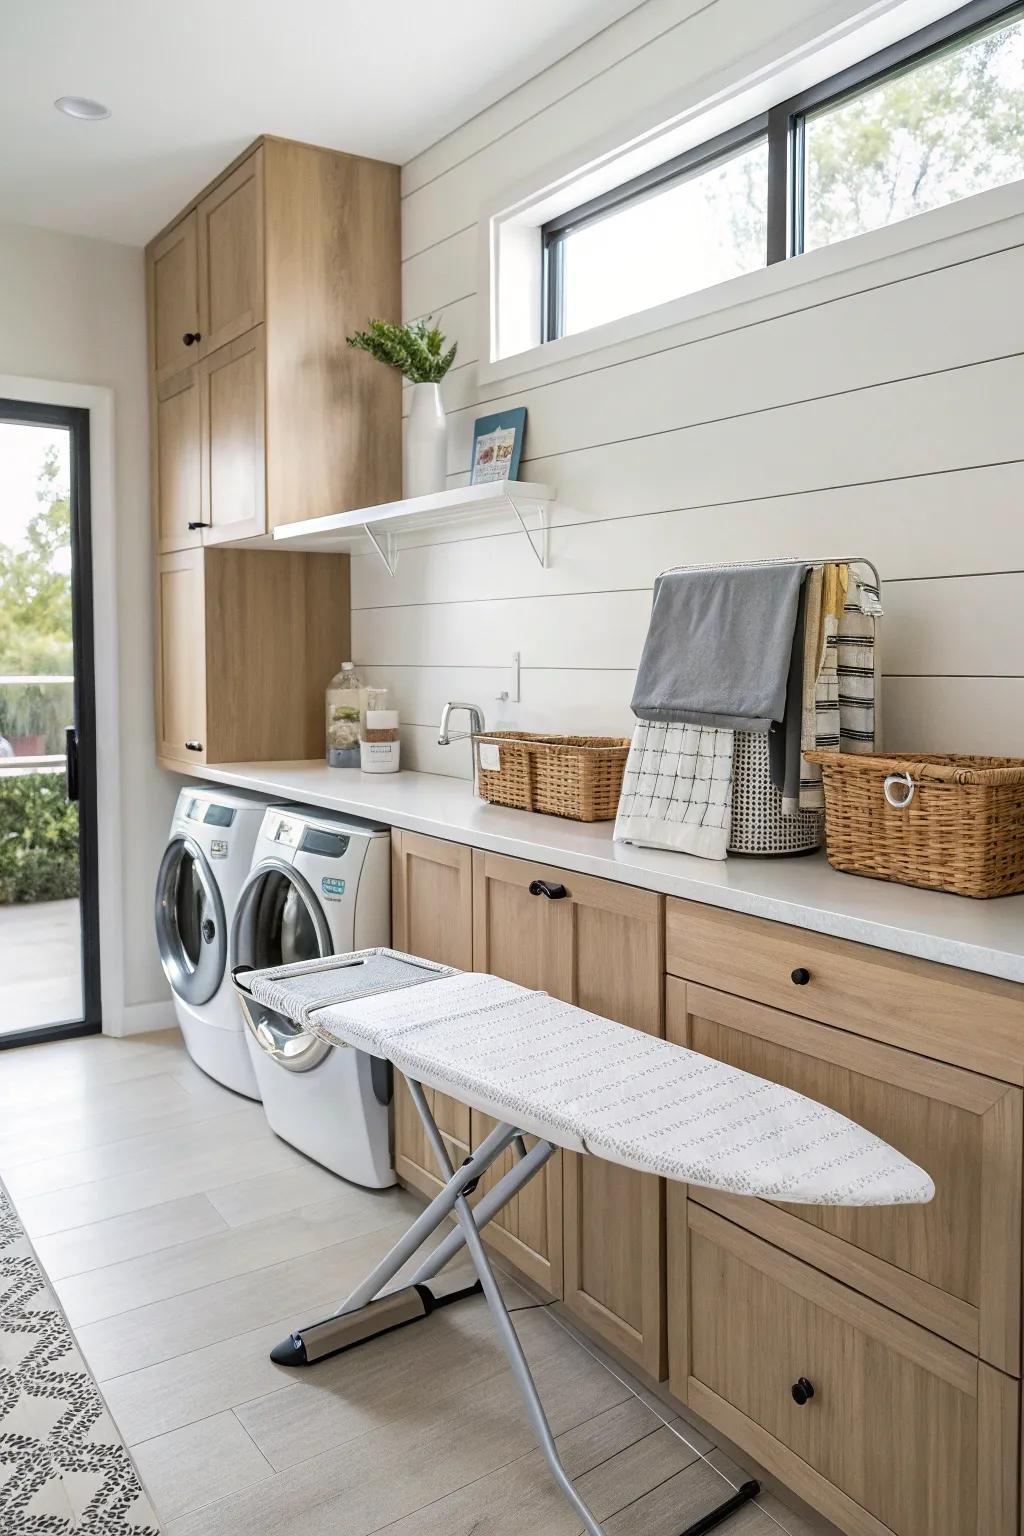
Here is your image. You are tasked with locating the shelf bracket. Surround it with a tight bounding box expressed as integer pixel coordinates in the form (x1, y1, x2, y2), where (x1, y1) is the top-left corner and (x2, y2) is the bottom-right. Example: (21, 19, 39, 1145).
(505, 492, 548, 569)
(364, 522, 397, 578)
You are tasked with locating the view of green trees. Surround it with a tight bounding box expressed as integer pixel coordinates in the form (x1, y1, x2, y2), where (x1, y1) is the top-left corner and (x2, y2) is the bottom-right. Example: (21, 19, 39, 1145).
(0, 444, 74, 756)
(0, 438, 79, 904)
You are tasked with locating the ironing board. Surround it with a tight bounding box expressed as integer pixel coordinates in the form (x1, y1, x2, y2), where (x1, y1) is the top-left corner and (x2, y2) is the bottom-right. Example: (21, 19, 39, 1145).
(233, 948, 933, 1536)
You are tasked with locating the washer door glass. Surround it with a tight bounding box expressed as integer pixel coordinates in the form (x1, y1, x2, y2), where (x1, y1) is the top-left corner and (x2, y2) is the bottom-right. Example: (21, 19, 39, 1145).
(231, 861, 333, 1072)
(155, 836, 227, 1006)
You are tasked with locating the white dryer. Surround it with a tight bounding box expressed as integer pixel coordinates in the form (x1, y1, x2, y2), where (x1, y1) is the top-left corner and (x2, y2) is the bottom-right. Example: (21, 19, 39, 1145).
(155, 785, 282, 1099)
(230, 805, 393, 1188)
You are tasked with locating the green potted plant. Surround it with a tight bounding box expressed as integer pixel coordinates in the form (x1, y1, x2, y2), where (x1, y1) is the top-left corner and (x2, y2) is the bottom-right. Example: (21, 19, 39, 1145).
(347, 317, 457, 497)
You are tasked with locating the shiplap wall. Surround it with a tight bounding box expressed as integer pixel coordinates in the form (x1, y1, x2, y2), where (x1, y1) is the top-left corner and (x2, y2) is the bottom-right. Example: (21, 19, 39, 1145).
(353, 0, 1024, 780)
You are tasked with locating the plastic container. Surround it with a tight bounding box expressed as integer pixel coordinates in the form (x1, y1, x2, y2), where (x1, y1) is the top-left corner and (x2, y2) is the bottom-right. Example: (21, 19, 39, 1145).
(325, 662, 365, 768)
(360, 707, 401, 774)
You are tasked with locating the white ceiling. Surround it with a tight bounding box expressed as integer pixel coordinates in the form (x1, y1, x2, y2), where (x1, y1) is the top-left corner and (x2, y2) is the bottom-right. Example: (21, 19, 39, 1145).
(1, 0, 645, 247)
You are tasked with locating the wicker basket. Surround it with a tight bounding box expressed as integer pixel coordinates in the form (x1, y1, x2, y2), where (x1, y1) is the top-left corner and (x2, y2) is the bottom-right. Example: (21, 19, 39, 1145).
(473, 732, 630, 822)
(805, 752, 1024, 898)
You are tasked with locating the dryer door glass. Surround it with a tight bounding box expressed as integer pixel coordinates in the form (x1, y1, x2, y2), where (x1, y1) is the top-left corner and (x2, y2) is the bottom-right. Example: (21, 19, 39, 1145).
(232, 862, 333, 1072)
(155, 836, 227, 1006)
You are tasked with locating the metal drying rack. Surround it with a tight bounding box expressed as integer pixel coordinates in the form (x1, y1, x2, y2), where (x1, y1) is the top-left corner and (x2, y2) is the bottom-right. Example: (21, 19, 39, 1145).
(659, 554, 883, 603)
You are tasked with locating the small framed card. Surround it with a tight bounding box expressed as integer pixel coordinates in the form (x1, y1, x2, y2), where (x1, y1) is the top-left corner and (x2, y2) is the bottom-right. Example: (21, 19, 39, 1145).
(470, 408, 527, 484)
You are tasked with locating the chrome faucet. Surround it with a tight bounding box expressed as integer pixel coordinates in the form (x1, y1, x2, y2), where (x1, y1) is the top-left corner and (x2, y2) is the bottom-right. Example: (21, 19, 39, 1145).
(438, 701, 485, 745)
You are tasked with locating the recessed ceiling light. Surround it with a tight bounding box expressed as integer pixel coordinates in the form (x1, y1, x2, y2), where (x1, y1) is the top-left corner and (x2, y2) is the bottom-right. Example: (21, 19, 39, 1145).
(54, 96, 111, 121)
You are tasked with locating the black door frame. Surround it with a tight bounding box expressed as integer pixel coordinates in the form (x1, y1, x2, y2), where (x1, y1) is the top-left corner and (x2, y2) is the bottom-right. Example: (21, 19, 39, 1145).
(0, 398, 101, 1048)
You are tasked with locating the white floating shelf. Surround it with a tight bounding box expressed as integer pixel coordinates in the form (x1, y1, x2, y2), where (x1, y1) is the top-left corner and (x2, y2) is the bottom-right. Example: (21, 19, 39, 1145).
(272, 480, 556, 575)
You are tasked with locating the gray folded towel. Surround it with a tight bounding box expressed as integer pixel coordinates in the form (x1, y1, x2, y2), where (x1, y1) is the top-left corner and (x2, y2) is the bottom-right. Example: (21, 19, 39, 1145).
(631, 564, 810, 730)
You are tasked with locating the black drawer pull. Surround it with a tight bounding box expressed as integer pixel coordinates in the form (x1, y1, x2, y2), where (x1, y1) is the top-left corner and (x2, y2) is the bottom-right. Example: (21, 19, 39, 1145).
(187, 520, 211, 530)
(791, 967, 811, 986)
(791, 1377, 815, 1406)
(529, 879, 568, 900)
(185, 740, 204, 752)
(183, 331, 202, 346)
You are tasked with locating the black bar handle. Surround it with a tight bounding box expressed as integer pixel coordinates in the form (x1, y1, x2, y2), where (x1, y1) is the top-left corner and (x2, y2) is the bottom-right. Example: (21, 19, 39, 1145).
(187, 520, 211, 530)
(65, 725, 79, 803)
(529, 879, 568, 900)
(185, 740, 204, 752)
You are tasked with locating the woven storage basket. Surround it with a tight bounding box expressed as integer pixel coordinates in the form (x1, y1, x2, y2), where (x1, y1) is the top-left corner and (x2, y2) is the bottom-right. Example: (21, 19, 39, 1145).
(805, 751, 1024, 898)
(473, 732, 630, 822)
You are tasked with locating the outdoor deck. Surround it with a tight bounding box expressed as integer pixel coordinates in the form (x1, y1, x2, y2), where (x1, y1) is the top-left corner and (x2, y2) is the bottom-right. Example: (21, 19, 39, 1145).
(0, 898, 82, 1034)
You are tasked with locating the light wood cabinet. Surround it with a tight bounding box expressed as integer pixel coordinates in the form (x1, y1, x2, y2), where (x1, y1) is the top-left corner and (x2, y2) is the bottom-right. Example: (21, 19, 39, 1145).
(469, 850, 665, 1372)
(146, 134, 401, 548)
(196, 151, 265, 357)
(198, 328, 266, 544)
(683, 1205, 1017, 1536)
(391, 831, 474, 1197)
(149, 212, 199, 382)
(153, 367, 201, 555)
(666, 979, 1023, 1374)
(155, 547, 348, 769)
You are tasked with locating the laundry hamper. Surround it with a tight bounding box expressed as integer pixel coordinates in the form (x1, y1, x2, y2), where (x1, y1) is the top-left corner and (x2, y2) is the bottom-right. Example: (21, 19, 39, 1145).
(472, 732, 630, 822)
(728, 731, 823, 856)
(805, 751, 1024, 897)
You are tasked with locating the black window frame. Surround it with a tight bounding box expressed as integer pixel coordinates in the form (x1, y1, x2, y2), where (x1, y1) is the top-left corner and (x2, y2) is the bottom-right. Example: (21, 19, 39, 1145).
(542, 0, 1023, 341)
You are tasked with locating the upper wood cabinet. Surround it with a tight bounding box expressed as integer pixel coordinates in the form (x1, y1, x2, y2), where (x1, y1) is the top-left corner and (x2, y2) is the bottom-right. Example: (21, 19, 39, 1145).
(146, 135, 401, 549)
(196, 152, 265, 357)
(153, 367, 202, 555)
(149, 213, 199, 381)
(391, 832, 474, 1199)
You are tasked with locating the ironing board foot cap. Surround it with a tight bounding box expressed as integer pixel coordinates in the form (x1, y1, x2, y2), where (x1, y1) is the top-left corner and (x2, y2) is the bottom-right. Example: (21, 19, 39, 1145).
(270, 1333, 308, 1366)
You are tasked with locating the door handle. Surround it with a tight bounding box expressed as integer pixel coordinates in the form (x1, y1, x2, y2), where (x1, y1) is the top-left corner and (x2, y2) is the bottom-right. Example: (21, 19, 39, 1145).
(65, 725, 79, 802)
(529, 879, 568, 900)
(187, 520, 211, 531)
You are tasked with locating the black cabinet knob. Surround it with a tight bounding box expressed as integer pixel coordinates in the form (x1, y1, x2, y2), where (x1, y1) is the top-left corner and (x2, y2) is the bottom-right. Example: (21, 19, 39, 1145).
(185, 740, 204, 752)
(182, 331, 202, 346)
(791, 1377, 815, 1405)
(529, 879, 568, 900)
(791, 967, 811, 986)
(187, 520, 211, 530)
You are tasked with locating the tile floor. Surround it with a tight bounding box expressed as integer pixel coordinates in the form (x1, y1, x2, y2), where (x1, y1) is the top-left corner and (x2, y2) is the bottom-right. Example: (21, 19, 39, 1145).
(0, 1027, 828, 1536)
(0, 897, 82, 1033)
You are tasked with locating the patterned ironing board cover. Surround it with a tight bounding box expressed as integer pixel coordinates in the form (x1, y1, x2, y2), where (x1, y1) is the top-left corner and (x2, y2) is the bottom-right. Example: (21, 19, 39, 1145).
(242, 950, 934, 1209)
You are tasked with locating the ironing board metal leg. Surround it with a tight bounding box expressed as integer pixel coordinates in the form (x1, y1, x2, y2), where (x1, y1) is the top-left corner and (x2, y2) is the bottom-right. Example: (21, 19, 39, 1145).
(410, 1136, 557, 1286)
(408, 1080, 607, 1536)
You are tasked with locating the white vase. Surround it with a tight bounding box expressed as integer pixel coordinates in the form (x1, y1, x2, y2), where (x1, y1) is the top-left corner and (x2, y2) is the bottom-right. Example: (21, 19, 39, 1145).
(404, 382, 447, 498)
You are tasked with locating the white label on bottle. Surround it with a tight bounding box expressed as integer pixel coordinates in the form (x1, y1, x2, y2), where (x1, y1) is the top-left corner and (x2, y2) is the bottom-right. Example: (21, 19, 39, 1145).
(479, 743, 501, 771)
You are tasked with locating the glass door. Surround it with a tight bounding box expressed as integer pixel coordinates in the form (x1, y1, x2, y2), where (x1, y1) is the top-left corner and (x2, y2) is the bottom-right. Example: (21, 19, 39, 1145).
(0, 401, 100, 1046)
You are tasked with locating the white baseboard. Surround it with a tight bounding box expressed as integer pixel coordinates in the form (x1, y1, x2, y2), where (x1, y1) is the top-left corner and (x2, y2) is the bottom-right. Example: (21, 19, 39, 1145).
(104, 999, 178, 1038)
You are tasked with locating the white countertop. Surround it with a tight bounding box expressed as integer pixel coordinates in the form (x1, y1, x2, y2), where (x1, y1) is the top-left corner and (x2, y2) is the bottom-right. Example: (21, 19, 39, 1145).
(192, 760, 1024, 985)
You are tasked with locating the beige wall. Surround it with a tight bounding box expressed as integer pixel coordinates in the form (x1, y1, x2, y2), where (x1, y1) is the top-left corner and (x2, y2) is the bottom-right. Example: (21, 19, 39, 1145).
(0, 220, 176, 1015)
(362, 0, 1024, 776)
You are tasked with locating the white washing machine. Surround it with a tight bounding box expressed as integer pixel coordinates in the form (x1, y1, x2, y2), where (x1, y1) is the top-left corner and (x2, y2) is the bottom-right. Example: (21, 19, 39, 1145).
(230, 805, 393, 1188)
(155, 785, 282, 1099)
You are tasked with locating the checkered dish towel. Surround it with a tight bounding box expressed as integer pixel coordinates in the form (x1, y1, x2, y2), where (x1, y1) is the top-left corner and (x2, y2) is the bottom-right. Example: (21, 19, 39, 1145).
(614, 721, 734, 860)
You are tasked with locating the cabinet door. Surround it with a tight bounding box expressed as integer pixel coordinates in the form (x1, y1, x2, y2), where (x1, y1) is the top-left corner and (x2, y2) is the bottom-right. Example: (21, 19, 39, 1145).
(560, 872, 665, 1378)
(686, 1206, 1018, 1536)
(469, 851, 664, 1344)
(391, 832, 474, 1198)
(154, 367, 202, 554)
(197, 149, 265, 357)
(666, 979, 1022, 1377)
(148, 213, 199, 381)
(198, 328, 266, 544)
(155, 550, 206, 766)
(470, 850, 570, 1297)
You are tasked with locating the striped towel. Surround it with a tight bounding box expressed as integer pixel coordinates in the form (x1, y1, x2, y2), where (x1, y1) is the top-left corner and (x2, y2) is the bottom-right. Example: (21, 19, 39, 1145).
(800, 564, 881, 810)
(614, 720, 734, 861)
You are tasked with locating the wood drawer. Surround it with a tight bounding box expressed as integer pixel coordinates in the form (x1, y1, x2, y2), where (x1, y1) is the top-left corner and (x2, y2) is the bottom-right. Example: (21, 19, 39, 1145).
(668, 979, 1022, 1372)
(684, 1206, 1019, 1536)
(665, 901, 1024, 1083)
